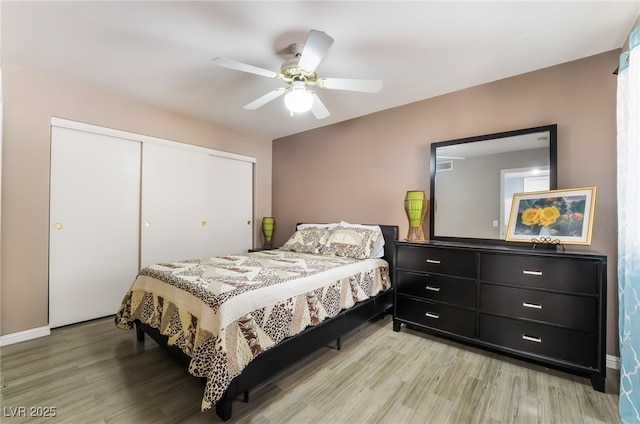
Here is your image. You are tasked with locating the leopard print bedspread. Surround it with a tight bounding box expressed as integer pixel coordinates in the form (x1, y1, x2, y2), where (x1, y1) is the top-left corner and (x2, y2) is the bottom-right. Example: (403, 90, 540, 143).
(115, 250, 391, 411)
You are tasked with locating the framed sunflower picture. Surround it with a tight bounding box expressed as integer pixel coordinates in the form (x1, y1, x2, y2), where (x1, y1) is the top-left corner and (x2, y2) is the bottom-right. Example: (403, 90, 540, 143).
(506, 187, 596, 245)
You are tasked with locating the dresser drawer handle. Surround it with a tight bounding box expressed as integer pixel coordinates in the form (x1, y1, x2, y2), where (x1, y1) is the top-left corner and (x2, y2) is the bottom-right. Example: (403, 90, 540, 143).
(522, 270, 543, 276)
(425, 312, 440, 319)
(522, 334, 542, 343)
(426, 259, 441, 264)
(522, 302, 543, 309)
(425, 286, 441, 292)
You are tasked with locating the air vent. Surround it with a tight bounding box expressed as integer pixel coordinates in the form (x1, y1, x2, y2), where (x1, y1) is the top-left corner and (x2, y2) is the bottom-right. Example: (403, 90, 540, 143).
(436, 161, 453, 171)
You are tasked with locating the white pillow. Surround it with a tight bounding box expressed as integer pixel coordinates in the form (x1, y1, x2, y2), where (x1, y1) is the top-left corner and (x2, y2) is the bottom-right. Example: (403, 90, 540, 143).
(339, 221, 385, 258)
(296, 223, 339, 230)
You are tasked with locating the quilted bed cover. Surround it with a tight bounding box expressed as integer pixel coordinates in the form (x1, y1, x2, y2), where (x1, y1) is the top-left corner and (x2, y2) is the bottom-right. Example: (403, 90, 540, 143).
(115, 249, 391, 410)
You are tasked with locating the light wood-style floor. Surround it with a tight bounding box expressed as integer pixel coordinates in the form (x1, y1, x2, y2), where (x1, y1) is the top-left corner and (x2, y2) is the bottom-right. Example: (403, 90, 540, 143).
(1, 315, 620, 423)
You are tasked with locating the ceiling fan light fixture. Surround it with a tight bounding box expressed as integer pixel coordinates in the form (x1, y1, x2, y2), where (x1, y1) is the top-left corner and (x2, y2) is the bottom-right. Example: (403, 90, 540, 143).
(284, 81, 314, 114)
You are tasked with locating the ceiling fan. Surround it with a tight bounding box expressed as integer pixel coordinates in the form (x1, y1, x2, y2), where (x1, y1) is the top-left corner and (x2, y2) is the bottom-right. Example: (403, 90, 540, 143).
(212, 30, 382, 119)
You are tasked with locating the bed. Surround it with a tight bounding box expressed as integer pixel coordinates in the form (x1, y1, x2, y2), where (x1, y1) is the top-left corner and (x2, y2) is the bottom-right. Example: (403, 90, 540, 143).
(115, 223, 397, 421)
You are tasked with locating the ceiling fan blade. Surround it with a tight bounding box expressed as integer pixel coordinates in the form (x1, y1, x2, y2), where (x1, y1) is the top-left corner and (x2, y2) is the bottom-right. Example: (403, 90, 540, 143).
(318, 77, 383, 93)
(297, 30, 334, 72)
(310, 92, 330, 119)
(212, 57, 279, 79)
(243, 88, 287, 110)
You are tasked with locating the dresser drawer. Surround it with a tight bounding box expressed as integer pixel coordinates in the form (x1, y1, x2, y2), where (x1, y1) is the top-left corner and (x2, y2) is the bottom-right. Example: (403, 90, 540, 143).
(480, 253, 598, 294)
(396, 295, 476, 338)
(398, 271, 476, 308)
(398, 245, 476, 278)
(479, 314, 596, 368)
(480, 284, 597, 332)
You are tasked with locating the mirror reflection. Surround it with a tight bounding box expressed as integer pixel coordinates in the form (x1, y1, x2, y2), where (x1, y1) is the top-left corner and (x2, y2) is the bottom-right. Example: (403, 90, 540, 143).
(430, 125, 557, 243)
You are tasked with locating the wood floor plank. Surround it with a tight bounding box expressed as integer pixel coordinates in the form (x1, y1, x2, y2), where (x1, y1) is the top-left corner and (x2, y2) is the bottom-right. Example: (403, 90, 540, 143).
(0, 315, 621, 423)
(483, 370, 522, 423)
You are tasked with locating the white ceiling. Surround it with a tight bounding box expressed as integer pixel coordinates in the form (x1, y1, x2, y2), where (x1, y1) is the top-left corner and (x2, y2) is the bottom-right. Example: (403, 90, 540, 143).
(2, 1, 639, 140)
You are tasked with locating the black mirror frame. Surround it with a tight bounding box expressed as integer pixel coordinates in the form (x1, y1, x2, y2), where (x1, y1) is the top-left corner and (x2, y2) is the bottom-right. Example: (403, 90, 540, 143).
(429, 124, 558, 246)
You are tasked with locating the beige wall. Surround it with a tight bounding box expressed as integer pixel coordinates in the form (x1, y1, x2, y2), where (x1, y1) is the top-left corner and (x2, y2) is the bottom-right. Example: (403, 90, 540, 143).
(273, 50, 620, 356)
(0, 63, 272, 336)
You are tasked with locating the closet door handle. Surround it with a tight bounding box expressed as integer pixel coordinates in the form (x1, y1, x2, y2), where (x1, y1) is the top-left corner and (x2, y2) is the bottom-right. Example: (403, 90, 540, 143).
(425, 312, 440, 319)
(522, 334, 542, 343)
(425, 286, 441, 292)
(523, 270, 543, 276)
(426, 259, 441, 264)
(522, 302, 543, 309)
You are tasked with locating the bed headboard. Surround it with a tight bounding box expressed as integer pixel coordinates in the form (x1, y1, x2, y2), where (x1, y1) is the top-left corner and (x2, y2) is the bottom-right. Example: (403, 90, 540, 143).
(378, 225, 398, 285)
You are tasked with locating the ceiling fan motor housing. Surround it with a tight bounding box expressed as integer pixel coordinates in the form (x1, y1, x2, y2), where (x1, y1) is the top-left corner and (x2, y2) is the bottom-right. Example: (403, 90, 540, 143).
(281, 43, 317, 84)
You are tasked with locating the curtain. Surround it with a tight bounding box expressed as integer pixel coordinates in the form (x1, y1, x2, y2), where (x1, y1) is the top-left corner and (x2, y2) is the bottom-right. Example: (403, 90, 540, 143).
(617, 25, 640, 424)
(0, 67, 3, 279)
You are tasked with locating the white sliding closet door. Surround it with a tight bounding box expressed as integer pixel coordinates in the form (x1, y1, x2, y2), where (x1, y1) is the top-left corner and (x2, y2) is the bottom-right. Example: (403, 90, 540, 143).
(49, 127, 141, 328)
(207, 155, 253, 255)
(140, 143, 210, 267)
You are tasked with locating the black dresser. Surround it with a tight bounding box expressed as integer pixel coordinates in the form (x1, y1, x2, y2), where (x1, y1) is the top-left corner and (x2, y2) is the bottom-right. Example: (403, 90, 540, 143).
(393, 241, 607, 391)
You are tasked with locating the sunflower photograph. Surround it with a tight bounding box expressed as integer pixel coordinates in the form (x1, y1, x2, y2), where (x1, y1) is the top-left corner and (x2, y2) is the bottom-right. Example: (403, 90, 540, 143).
(506, 187, 596, 245)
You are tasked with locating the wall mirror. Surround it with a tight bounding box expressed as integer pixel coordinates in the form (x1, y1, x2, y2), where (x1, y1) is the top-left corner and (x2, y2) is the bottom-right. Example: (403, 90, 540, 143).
(429, 124, 557, 244)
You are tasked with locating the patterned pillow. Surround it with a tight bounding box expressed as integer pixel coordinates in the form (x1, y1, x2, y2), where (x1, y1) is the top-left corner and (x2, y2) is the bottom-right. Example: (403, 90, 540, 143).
(280, 227, 331, 254)
(339, 221, 385, 258)
(319, 226, 382, 259)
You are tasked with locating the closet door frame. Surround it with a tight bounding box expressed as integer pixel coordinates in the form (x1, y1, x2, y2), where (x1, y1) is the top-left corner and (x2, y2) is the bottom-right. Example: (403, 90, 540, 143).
(51, 118, 255, 166)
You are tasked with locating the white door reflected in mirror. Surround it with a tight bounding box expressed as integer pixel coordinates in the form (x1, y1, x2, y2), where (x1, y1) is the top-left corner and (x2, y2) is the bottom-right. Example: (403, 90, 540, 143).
(500, 167, 550, 239)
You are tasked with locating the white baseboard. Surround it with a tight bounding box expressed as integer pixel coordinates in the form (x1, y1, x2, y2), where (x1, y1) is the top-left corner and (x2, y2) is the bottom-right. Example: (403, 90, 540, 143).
(607, 354, 621, 370)
(0, 326, 50, 346)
